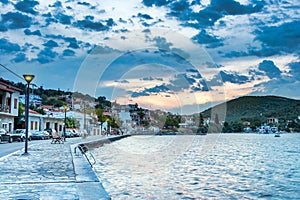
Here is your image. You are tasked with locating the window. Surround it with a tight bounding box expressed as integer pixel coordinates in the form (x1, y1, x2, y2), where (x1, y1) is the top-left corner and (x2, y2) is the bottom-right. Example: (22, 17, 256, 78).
(35, 121, 38, 130)
(14, 98, 18, 109)
(30, 121, 34, 130)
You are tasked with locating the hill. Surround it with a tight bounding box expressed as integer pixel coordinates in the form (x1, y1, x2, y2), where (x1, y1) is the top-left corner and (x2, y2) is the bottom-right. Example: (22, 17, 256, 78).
(201, 95, 300, 123)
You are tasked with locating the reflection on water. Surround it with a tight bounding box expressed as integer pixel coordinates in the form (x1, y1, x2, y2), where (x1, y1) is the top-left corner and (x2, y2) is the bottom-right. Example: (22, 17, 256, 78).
(92, 134, 300, 199)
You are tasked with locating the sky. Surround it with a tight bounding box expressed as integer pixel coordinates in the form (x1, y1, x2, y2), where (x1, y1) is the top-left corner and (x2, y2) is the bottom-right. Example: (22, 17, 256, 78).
(0, 0, 299, 114)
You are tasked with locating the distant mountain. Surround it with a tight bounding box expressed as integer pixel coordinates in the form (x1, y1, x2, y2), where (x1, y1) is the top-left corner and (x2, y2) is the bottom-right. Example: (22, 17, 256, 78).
(201, 96, 300, 122)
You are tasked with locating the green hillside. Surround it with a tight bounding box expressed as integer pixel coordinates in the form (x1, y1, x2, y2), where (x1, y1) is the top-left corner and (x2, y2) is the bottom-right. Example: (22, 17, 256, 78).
(202, 95, 300, 123)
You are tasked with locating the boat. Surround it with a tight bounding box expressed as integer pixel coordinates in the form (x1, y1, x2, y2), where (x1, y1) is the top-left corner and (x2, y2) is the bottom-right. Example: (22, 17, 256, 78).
(274, 132, 280, 137)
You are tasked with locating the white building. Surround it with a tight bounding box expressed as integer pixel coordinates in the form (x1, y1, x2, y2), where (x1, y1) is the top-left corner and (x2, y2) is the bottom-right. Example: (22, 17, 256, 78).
(0, 79, 21, 133)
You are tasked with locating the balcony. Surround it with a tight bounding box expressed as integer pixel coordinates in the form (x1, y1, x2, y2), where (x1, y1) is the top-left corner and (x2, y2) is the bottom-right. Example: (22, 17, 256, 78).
(0, 104, 10, 113)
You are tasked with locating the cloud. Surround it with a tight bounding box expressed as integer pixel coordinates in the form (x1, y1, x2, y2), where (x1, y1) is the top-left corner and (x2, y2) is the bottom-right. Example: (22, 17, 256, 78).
(74, 18, 109, 31)
(152, 36, 172, 51)
(131, 84, 170, 97)
(11, 53, 27, 63)
(24, 28, 42, 36)
(288, 62, 300, 80)
(192, 30, 223, 48)
(254, 20, 300, 55)
(209, 0, 265, 15)
(258, 60, 281, 79)
(77, 1, 91, 6)
(141, 76, 163, 81)
(191, 80, 210, 92)
(49, 1, 62, 8)
(0, 38, 21, 53)
(210, 70, 250, 85)
(15, 0, 39, 15)
(36, 47, 58, 64)
(142, 0, 170, 7)
(1, 12, 32, 29)
(137, 13, 153, 20)
(55, 13, 72, 25)
(43, 40, 59, 48)
(0, 23, 8, 32)
(0, 0, 9, 4)
(62, 49, 75, 56)
(106, 18, 115, 27)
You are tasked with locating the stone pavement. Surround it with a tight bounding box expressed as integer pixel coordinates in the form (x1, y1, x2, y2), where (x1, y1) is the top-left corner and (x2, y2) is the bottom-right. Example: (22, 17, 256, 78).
(0, 136, 112, 200)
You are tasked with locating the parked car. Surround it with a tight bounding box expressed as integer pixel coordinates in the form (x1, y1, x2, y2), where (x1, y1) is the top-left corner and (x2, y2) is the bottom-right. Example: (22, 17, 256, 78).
(0, 128, 12, 143)
(64, 129, 74, 138)
(31, 130, 50, 140)
(10, 129, 32, 142)
(44, 128, 57, 138)
(69, 129, 80, 137)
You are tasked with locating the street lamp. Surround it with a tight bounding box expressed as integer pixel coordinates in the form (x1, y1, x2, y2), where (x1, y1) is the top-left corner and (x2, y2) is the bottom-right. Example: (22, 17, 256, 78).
(23, 74, 35, 154)
(63, 105, 67, 141)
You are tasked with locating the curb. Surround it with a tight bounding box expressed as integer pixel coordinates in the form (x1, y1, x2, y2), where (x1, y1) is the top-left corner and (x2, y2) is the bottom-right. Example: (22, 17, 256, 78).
(70, 135, 131, 199)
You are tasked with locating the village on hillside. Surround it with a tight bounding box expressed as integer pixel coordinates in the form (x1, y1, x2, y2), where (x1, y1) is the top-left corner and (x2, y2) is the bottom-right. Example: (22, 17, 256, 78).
(1, 77, 300, 140)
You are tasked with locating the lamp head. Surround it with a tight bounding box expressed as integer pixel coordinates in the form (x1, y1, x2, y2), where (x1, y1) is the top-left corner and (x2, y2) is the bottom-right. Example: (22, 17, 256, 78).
(23, 74, 35, 84)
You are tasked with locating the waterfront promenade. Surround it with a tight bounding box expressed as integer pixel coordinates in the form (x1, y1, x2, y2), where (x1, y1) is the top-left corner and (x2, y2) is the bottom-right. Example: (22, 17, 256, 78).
(0, 135, 124, 200)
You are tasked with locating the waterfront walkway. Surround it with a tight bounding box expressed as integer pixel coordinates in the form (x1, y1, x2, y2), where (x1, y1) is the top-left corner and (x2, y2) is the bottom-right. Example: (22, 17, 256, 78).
(0, 135, 118, 200)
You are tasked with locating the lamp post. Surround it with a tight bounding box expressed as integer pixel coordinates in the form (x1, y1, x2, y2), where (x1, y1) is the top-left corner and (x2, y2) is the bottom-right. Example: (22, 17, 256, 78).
(23, 74, 35, 154)
(63, 105, 67, 141)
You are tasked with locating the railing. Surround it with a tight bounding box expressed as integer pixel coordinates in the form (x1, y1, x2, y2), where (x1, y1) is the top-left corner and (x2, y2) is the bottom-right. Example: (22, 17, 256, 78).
(0, 104, 10, 113)
(74, 144, 96, 167)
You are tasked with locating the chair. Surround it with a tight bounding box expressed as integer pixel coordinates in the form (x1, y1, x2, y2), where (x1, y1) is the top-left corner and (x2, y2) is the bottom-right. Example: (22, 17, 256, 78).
(51, 131, 64, 144)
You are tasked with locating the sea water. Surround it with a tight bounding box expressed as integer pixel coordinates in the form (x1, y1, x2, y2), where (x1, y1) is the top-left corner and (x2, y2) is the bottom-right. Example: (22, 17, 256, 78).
(92, 134, 300, 199)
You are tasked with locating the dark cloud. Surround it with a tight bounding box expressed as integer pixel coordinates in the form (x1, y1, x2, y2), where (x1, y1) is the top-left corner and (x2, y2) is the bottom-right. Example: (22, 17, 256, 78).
(115, 80, 129, 83)
(142, 0, 170, 7)
(192, 30, 223, 48)
(43, 40, 59, 48)
(106, 18, 115, 27)
(44, 34, 80, 49)
(210, 70, 250, 85)
(210, 0, 264, 15)
(169, 73, 195, 92)
(78, 2, 90, 6)
(137, 13, 153, 20)
(288, 62, 300, 81)
(141, 76, 163, 81)
(0, 0, 9, 4)
(55, 13, 72, 25)
(220, 71, 249, 84)
(62, 49, 75, 56)
(254, 20, 300, 55)
(0, 38, 21, 53)
(132, 84, 170, 97)
(11, 53, 27, 63)
(36, 47, 58, 64)
(166, 0, 265, 30)
(24, 28, 42, 36)
(191, 80, 210, 92)
(152, 36, 172, 51)
(0, 23, 8, 32)
(15, 0, 39, 15)
(74, 19, 108, 31)
(258, 60, 281, 79)
(1, 12, 32, 29)
(171, 48, 190, 60)
(49, 1, 62, 8)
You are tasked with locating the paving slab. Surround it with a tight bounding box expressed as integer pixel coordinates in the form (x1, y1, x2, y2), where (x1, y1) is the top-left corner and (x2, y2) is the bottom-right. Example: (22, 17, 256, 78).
(0, 135, 116, 200)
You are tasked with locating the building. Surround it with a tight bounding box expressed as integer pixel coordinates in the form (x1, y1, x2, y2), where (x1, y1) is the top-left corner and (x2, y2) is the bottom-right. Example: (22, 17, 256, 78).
(267, 117, 279, 124)
(0, 79, 21, 133)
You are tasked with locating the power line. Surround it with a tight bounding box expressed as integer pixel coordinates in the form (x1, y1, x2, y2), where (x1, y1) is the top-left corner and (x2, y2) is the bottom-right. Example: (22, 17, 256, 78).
(0, 63, 24, 81)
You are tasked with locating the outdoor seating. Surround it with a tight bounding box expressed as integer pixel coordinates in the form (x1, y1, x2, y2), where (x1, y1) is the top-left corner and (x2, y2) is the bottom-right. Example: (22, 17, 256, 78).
(51, 131, 64, 144)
